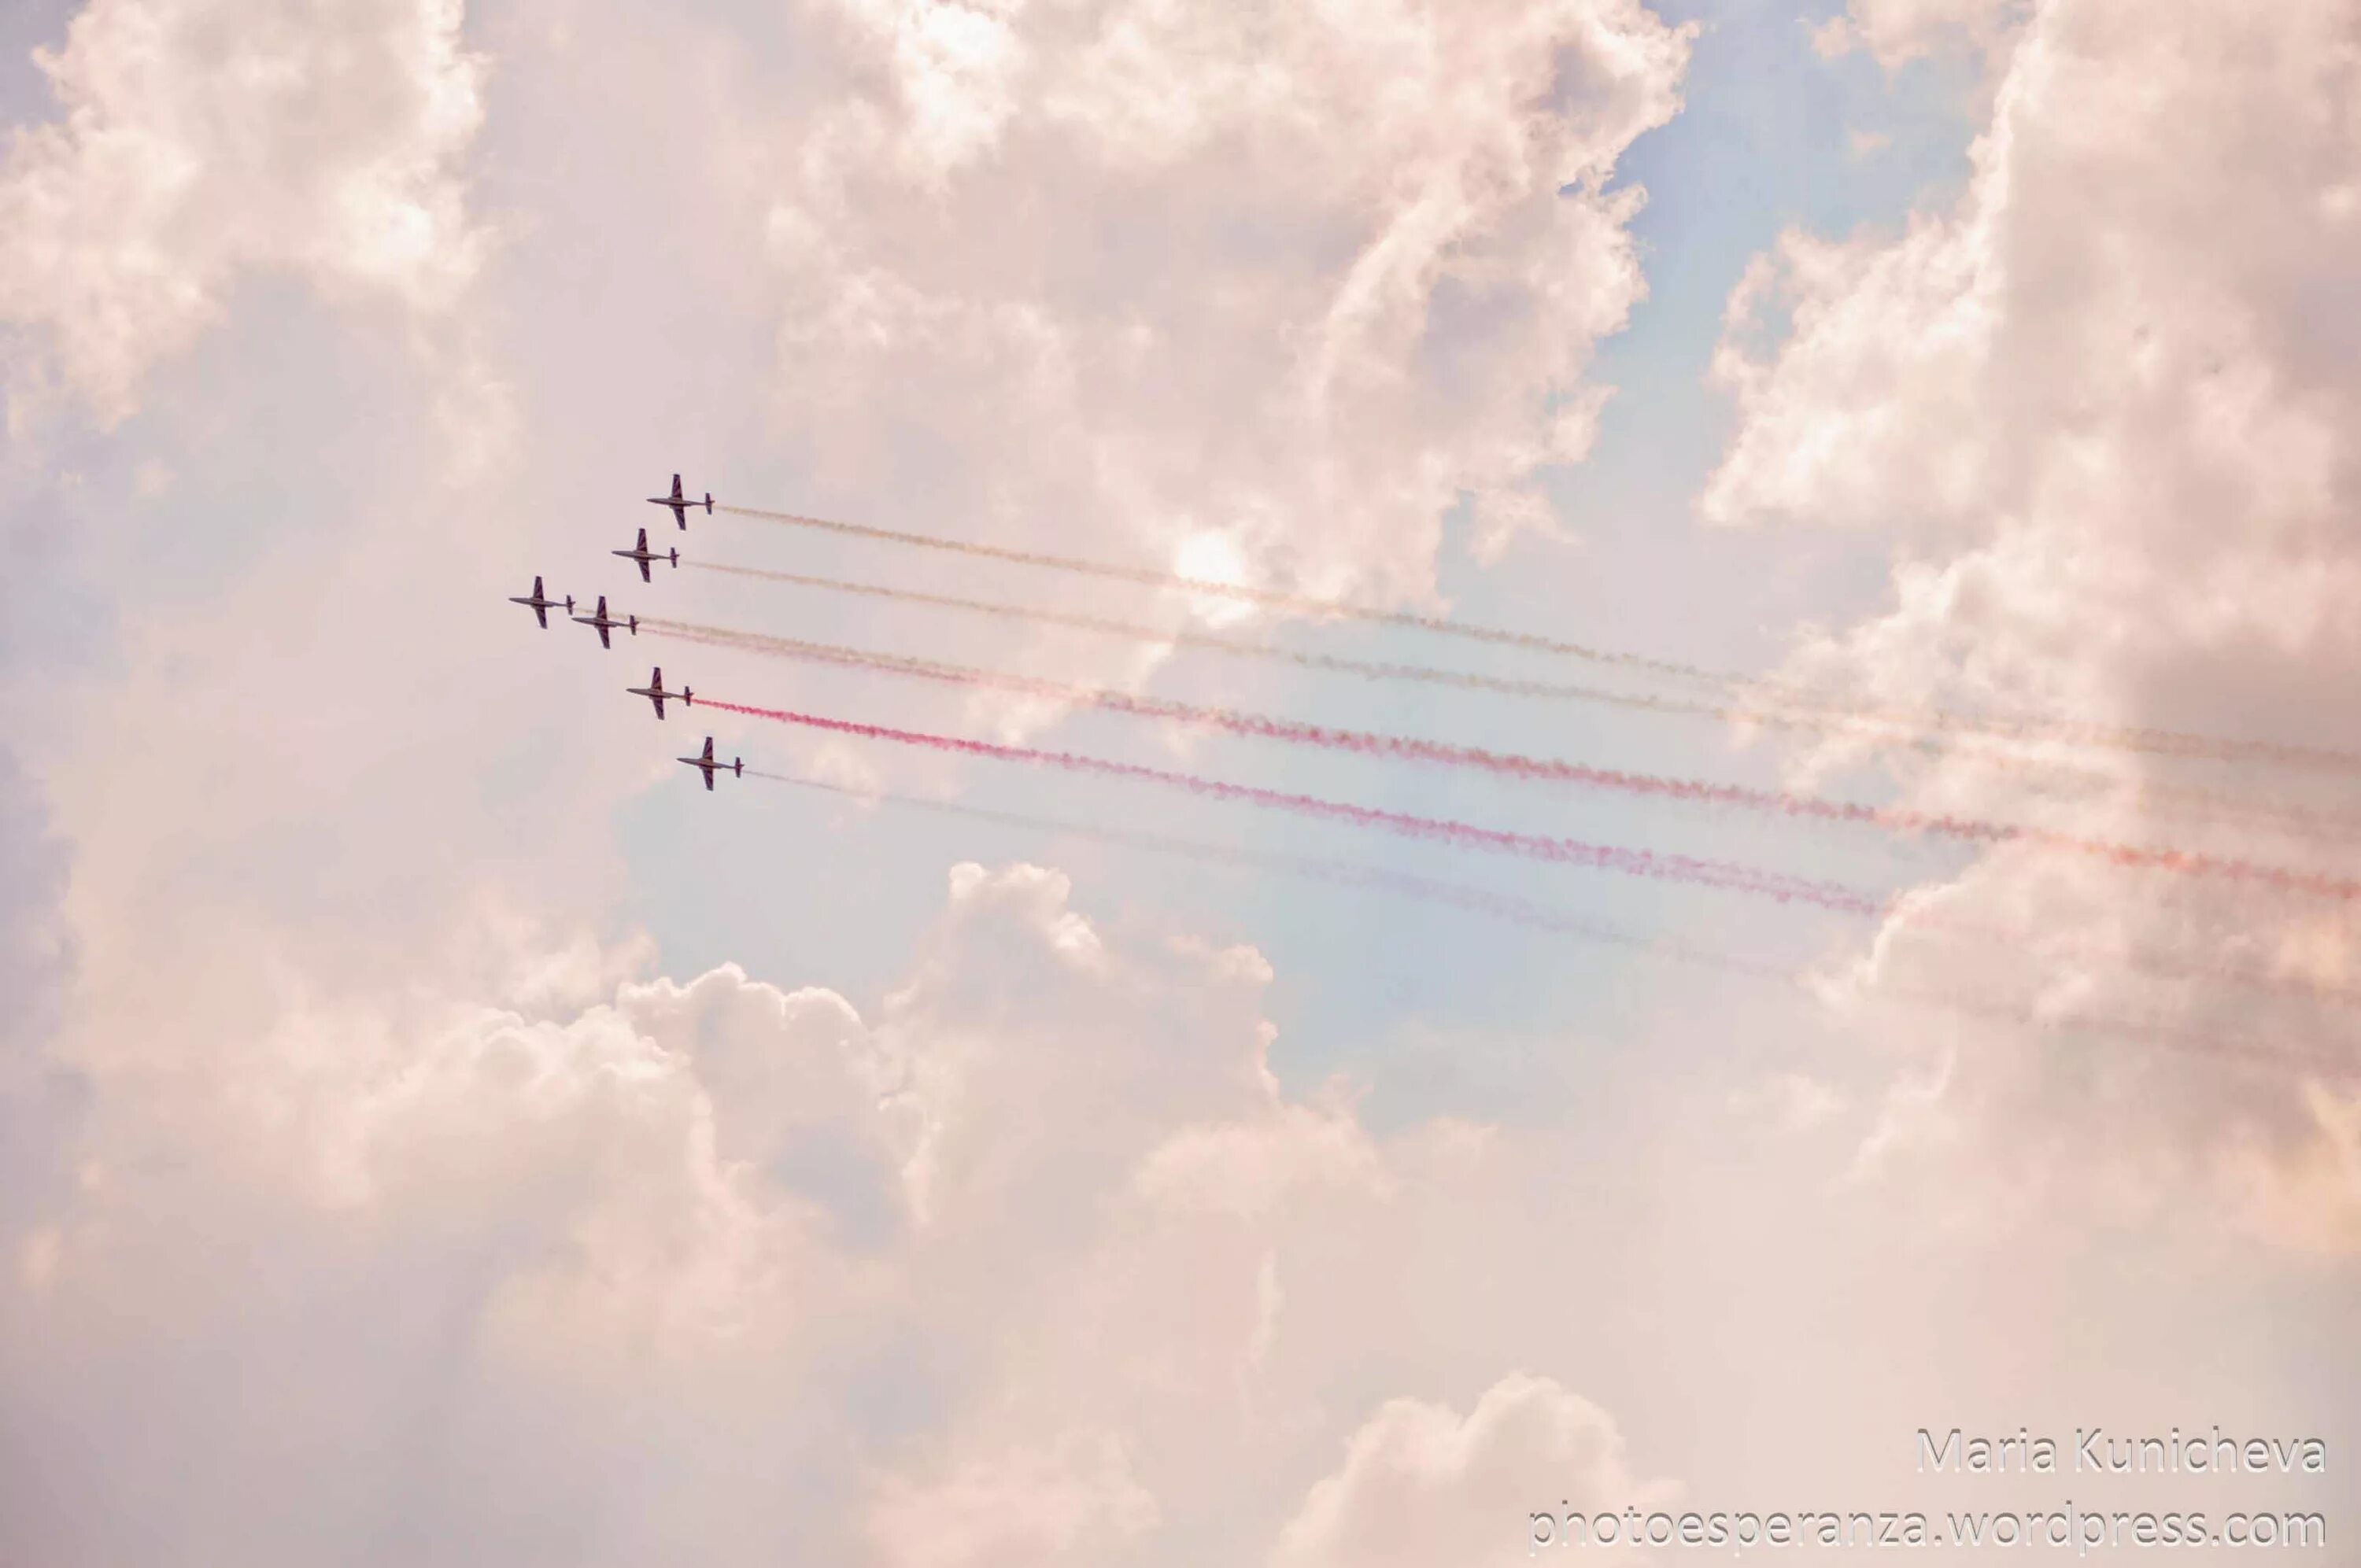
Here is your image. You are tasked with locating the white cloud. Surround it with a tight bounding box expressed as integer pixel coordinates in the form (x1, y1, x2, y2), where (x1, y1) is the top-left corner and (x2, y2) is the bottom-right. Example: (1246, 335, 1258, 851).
(0, 0, 488, 423)
(1809, 0, 2033, 68)
(1702, 0, 2361, 1240)
(1271, 1374, 1673, 1568)
(9, 4, 2358, 1559)
(752, 0, 1694, 637)
(10, 858, 1650, 1562)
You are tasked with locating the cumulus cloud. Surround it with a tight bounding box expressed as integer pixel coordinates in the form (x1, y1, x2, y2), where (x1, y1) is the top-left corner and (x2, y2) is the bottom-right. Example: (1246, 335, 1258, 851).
(752, 0, 1693, 635)
(1271, 1374, 1672, 1567)
(1702, 0, 2361, 1239)
(8, 858, 1661, 1562)
(0, 0, 487, 422)
(14, 2, 2356, 1559)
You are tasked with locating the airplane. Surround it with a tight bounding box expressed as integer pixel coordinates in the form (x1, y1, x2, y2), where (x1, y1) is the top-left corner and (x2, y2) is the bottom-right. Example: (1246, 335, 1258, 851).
(571, 594, 638, 649)
(678, 736, 742, 791)
(647, 473, 712, 529)
(612, 526, 679, 583)
(508, 575, 574, 629)
(627, 666, 692, 719)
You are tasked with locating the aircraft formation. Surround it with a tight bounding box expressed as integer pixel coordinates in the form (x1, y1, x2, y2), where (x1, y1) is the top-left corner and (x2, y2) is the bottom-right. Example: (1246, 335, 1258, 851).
(512, 473, 737, 791)
(498, 470, 2359, 1078)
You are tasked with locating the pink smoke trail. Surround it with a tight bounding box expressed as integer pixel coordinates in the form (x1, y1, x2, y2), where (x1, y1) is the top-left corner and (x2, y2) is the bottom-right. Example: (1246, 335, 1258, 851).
(701, 698, 1887, 914)
(656, 621, 2361, 902)
(688, 560, 2361, 843)
(749, 767, 2352, 1076)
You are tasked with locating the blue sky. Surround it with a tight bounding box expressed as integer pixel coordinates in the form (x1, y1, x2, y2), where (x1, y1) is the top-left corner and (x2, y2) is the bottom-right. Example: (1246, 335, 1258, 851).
(4, 2, 2353, 1560)
(600, 0, 1989, 1123)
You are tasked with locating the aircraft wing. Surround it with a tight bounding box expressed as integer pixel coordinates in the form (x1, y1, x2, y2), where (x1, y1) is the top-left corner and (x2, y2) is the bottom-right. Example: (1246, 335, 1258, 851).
(637, 558, 652, 583)
(703, 767, 715, 791)
(532, 603, 549, 628)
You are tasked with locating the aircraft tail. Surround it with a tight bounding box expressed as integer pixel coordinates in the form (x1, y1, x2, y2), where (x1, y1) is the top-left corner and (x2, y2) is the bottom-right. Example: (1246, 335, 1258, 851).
(733, 758, 743, 776)
(703, 494, 714, 513)
(683, 688, 694, 706)
(630, 614, 640, 635)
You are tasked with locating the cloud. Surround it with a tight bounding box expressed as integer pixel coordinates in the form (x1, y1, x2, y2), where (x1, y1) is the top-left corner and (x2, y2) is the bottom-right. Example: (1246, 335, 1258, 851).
(0, 0, 488, 424)
(1270, 1374, 1672, 1568)
(751, 0, 1694, 630)
(0, 746, 79, 1268)
(9, 858, 1648, 1562)
(1808, 0, 2033, 68)
(9, 3, 2356, 1559)
(1701, 0, 2361, 1239)
(866, 1430, 1160, 1568)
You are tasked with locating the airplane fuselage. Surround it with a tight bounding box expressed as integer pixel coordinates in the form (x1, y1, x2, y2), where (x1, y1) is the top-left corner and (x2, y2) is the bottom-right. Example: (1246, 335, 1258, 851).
(646, 478, 713, 529)
(613, 545, 678, 583)
(678, 738, 740, 789)
(510, 585, 573, 629)
(572, 605, 637, 648)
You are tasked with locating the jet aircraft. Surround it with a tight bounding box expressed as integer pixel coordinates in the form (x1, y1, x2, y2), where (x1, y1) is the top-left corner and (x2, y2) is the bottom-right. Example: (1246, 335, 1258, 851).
(508, 575, 573, 629)
(628, 666, 692, 719)
(613, 527, 679, 583)
(571, 595, 638, 649)
(648, 473, 713, 529)
(679, 736, 742, 791)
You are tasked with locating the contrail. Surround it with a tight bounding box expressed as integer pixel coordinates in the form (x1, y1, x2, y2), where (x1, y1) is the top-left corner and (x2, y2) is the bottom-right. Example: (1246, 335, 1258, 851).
(655, 619, 2361, 902)
(750, 769, 2352, 1077)
(715, 502, 2361, 776)
(685, 558, 2361, 843)
(700, 697, 1889, 914)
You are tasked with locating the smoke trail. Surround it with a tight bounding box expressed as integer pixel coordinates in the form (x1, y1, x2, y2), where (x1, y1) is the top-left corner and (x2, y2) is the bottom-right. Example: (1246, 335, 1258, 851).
(715, 504, 1698, 673)
(726, 702, 2357, 1011)
(1871, 988, 2348, 1076)
(689, 557, 1786, 722)
(700, 697, 1888, 914)
(753, 768, 1791, 974)
(715, 502, 2361, 776)
(752, 769, 2352, 1077)
(685, 559, 2361, 843)
(655, 619, 2361, 902)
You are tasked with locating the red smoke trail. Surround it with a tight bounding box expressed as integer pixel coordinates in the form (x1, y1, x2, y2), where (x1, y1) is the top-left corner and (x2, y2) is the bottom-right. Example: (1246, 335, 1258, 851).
(715, 502, 2361, 777)
(701, 698, 1888, 914)
(751, 769, 2354, 1076)
(733, 714, 2355, 1010)
(655, 621, 2361, 902)
(688, 559, 2361, 843)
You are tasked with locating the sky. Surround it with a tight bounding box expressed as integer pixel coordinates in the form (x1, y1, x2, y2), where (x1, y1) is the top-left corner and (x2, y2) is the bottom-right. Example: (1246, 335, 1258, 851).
(1, 0, 2356, 1563)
